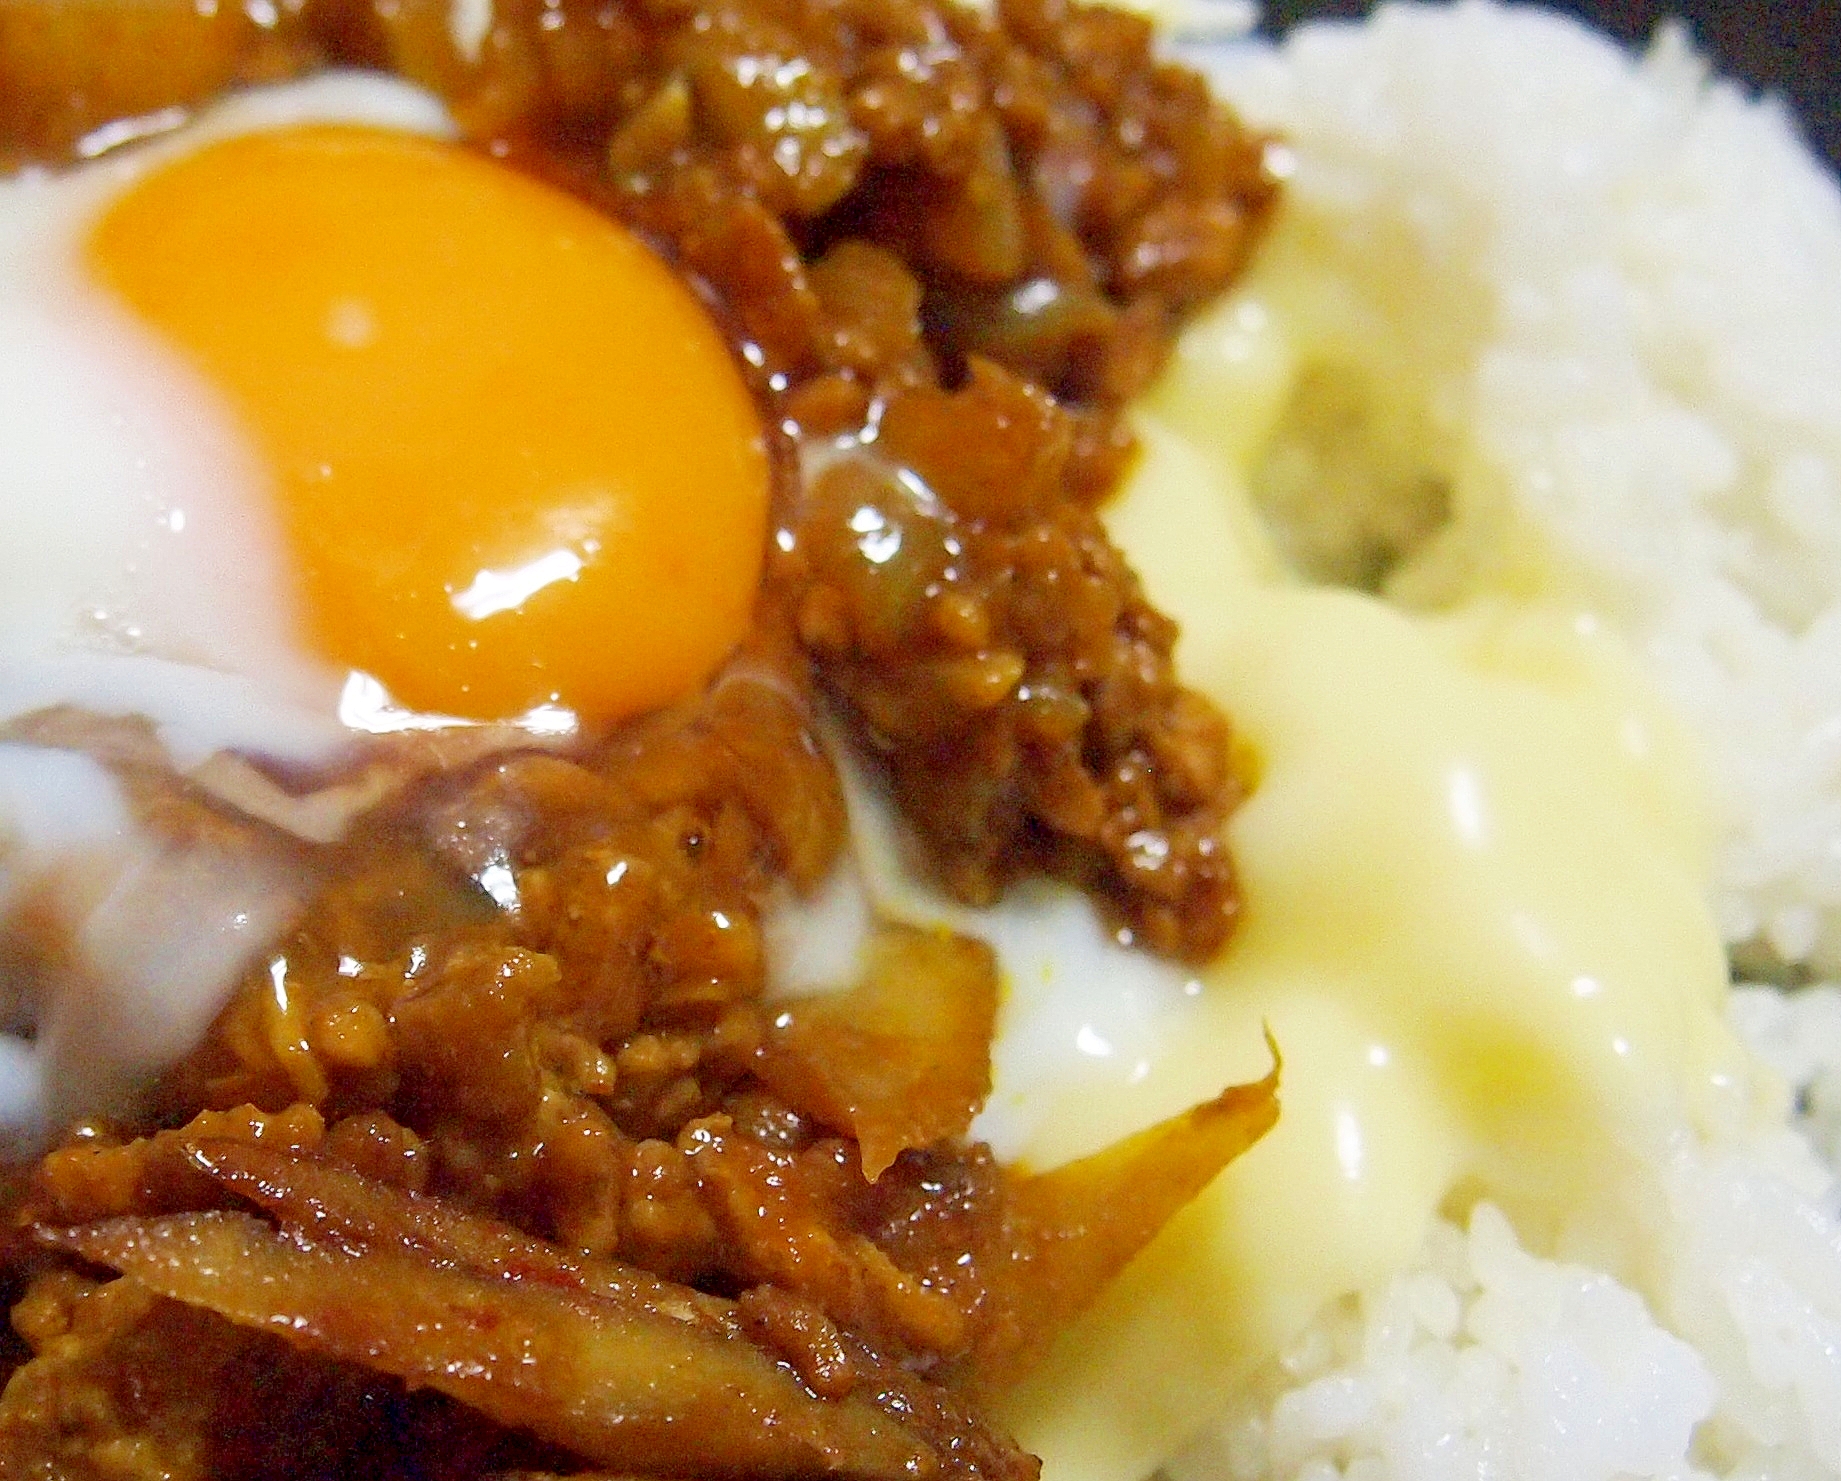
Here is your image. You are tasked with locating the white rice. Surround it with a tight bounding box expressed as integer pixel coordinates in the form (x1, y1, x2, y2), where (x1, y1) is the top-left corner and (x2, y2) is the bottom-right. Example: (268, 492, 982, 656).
(1198, 0, 1841, 975)
(1170, 1204, 1720, 1481)
(1730, 984, 1841, 1173)
(1172, 1106, 1841, 1481)
(1159, 5, 1841, 1478)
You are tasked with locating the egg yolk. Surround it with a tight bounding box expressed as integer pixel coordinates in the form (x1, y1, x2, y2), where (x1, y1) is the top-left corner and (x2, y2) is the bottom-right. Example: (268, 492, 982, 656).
(86, 124, 769, 727)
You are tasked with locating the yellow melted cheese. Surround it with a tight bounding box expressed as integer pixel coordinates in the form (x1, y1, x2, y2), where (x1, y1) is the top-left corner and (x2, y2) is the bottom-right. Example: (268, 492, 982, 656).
(987, 282, 1763, 1480)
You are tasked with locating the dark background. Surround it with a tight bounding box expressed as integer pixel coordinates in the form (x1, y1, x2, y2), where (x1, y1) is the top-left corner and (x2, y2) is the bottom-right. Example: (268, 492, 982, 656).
(1258, 1, 1841, 174)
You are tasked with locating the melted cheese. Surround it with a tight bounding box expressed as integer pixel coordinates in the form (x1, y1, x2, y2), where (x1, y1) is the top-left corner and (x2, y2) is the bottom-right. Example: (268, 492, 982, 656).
(986, 284, 1766, 1480)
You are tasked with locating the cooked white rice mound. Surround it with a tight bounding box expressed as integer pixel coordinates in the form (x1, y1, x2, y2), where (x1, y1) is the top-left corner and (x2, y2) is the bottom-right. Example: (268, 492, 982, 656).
(1197, 0, 1841, 974)
(1172, 1113, 1841, 1481)
(1170, 1056, 1841, 1480)
(1153, 5, 1841, 1478)
(1172, 1205, 1719, 1481)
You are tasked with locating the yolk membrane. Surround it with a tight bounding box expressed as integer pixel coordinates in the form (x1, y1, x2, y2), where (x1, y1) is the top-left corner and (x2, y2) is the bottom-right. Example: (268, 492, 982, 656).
(87, 124, 769, 727)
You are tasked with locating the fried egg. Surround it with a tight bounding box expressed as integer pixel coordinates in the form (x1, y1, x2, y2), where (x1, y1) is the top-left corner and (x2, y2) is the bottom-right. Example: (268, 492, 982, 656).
(0, 72, 770, 1145)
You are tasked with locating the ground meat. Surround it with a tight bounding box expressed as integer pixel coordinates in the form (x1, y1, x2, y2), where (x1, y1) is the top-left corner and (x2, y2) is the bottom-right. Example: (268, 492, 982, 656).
(142, 676, 850, 1254)
(789, 375, 1243, 957)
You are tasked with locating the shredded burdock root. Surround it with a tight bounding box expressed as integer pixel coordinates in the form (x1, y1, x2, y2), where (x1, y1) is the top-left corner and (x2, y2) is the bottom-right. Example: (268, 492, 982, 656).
(0, 0, 1282, 1476)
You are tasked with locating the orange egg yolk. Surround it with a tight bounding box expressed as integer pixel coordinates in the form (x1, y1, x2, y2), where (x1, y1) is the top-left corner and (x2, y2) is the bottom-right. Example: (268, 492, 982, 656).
(87, 123, 770, 727)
